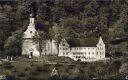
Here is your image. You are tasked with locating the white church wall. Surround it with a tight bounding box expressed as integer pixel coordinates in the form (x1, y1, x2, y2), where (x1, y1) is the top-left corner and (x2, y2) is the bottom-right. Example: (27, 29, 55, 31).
(22, 39, 40, 57)
(51, 40, 58, 55)
(22, 14, 40, 57)
(42, 39, 58, 55)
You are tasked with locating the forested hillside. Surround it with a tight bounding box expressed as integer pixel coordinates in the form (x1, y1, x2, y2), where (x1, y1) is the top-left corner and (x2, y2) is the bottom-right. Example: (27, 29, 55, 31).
(0, 0, 128, 56)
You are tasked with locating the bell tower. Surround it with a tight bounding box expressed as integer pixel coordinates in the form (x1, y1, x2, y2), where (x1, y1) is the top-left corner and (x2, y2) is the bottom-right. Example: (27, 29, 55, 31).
(29, 14, 35, 26)
(23, 14, 37, 38)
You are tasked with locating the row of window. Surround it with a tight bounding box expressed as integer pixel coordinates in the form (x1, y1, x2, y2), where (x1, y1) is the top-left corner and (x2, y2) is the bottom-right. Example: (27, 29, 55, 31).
(63, 53, 68, 55)
(60, 48, 68, 50)
(61, 52, 104, 56)
(72, 47, 95, 50)
(74, 56, 95, 59)
(97, 47, 104, 50)
(73, 52, 95, 55)
(72, 52, 104, 55)
(97, 52, 104, 55)
(60, 47, 104, 50)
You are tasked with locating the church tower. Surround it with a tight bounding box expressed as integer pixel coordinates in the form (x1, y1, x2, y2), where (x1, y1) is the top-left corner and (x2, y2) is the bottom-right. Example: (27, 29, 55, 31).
(22, 14, 40, 57)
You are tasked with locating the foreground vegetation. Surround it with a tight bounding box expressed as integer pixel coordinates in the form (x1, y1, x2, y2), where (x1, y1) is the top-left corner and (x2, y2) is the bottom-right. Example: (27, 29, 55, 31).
(0, 56, 127, 80)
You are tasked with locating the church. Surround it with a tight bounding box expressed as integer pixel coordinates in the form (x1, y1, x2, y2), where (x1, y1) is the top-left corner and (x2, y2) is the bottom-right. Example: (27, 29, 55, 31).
(22, 14, 58, 57)
(22, 14, 106, 62)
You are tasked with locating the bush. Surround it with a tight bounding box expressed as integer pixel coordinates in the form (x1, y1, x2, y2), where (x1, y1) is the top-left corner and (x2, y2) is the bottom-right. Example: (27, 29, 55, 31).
(68, 64, 75, 70)
(55, 63, 62, 67)
(27, 76, 38, 80)
(5, 74, 15, 80)
(119, 62, 128, 74)
(12, 68, 18, 73)
(3, 62, 13, 69)
(77, 59, 81, 62)
(49, 75, 62, 80)
(18, 72, 26, 77)
(24, 67, 31, 71)
(29, 71, 39, 76)
(36, 66, 43, 72)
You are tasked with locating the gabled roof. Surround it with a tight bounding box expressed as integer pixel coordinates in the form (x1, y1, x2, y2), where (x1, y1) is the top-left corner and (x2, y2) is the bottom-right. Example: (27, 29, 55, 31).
(66, 37, 99, 47)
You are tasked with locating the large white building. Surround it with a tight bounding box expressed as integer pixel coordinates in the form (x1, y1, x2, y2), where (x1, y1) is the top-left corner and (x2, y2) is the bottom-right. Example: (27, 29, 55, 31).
(58, 37, 106, 62)
(22, 14, 106, 62)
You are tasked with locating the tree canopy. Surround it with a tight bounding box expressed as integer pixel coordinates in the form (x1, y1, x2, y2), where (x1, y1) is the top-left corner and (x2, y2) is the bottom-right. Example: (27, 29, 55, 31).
(0, 0, 128, 56)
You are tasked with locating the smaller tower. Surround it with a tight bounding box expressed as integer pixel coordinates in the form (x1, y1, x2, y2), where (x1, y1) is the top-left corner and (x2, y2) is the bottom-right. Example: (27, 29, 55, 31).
(58, 38, 70, 56)
(96, 37, 105, 60)
(29, 14, 35, 26)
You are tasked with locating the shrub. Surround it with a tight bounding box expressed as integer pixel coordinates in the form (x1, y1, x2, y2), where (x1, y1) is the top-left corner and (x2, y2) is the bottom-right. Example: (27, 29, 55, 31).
(77, 59, 81, 62)
(55, 63, 62, 67)
(3, 62, 13, 69)
(119, 62, 128, 74)
(68, 64, 75, 70)
(49, 75, 62, 80)
(36, 65, 49, 72)
(5, 74, 15, 80)
(18, 72, 26, 77)
(24, 67, 31, 71)
(36, 66, 43, 72)
(27, 76, 38, 80)
(12, 68, 18, 73)
(29, 71, 39, 76)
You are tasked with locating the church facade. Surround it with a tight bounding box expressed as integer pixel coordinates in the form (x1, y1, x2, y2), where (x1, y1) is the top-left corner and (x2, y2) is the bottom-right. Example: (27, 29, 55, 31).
(22, 14, 40, 57)
(22, 14, 106, 62)
(22, 14, 58, 58)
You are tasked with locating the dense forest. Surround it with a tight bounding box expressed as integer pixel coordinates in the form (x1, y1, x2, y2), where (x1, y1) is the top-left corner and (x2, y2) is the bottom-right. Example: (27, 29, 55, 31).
(0, 0, 128, 57)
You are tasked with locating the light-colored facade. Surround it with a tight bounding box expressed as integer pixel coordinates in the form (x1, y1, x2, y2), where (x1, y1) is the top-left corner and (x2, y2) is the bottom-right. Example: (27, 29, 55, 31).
(22, 14, 58, 57)
(58, 37, 106, 62)
(41, 39, 58, 56)
(22, 14, 40, 57)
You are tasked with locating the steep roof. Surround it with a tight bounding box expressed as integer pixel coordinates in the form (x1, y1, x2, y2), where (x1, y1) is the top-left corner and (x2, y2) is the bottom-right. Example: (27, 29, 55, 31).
(66, 38, 99, 47)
